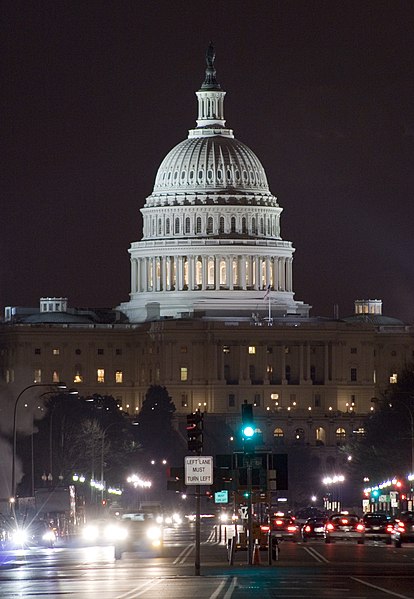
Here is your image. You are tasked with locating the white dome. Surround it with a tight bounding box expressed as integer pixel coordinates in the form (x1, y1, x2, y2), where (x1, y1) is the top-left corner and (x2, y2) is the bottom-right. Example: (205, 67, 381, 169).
(152, 135, 270, 194)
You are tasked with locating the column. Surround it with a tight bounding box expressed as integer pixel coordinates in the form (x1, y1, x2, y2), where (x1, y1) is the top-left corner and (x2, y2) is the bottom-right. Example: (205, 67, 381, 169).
(265, 257, 271, 287)
(162, 257, 167, 291)
(324, 342, 330, 383)
(215, 256, 220, 289)
(254, 256, 259, 290)
(202, 256, 208, 290)
(131, 259, 137, 294)
(272, 257, 278, 290)
(227, 257, 232, 290)
(240, 256, 247, 290)
(173, 256, 178, 290)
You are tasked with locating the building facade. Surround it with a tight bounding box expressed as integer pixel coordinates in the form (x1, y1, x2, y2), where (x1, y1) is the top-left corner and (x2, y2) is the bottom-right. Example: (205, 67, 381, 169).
(1, 48, 414, 501)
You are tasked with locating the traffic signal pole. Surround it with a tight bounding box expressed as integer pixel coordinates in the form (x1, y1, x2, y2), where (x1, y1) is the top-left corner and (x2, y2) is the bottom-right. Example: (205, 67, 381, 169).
(195, 484, 201, 576)
(247, 455, 253, 565)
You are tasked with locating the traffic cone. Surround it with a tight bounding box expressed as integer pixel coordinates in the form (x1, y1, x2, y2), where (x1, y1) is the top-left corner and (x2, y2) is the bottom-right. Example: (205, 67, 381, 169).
(252, 540, 261, 565)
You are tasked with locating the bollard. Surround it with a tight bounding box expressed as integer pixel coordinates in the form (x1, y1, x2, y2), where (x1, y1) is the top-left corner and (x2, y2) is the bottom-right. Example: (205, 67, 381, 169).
(271, 535, 279, 562)
(224, 526, 227, 544)
(214, 525, 218, 542)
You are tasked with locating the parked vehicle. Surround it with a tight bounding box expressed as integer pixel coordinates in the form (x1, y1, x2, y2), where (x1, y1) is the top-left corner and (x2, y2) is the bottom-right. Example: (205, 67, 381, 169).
(270, 514, 299, 541)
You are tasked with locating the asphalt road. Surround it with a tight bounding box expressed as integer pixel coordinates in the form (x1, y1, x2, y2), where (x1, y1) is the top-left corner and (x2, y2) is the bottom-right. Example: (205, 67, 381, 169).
(1, 523, 414, 598)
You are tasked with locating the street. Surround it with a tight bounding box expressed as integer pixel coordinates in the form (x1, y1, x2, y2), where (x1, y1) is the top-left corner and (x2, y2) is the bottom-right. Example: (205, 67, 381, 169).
(1, 522, 414, 598)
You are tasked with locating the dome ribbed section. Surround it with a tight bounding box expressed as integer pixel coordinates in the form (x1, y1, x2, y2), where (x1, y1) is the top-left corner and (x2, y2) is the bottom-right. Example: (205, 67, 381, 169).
(152, 136, 270, 195)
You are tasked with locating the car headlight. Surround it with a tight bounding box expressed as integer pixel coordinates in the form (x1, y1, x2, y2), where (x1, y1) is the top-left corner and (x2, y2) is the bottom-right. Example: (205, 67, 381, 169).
(104, 524, 128, 542)
(82, 525, 99, 542)
(146, 526, 162, 541)
(42, 530, 56, 542)
(12, 528, 28, 545)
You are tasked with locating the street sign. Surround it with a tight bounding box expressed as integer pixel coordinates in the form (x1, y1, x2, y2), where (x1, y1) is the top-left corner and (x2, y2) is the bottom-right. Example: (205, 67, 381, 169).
(185, 456, 213, 485)
(214, 490, 229, 504)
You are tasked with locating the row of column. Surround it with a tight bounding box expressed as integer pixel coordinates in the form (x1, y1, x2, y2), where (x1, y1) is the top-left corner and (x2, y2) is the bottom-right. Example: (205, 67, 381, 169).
(131, 254, 293, 294)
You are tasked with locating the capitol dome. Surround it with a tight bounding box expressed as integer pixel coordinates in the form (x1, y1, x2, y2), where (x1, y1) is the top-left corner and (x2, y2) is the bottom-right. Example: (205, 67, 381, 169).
(118, 46, 310, 323)
(153, 135, 270, 195)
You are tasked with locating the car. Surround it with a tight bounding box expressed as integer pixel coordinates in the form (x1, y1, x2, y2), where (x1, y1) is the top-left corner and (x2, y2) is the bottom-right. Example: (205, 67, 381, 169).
(270, 514, 299, 541)
(362, 512, 393, 544)
(301, 517, 327, 542)
(113, 512, 164, 560)
(80, 518, 129, 546)
(5, 519, 57, 549)
(391, 512, 414, 548)
(324, 513, 365, 544)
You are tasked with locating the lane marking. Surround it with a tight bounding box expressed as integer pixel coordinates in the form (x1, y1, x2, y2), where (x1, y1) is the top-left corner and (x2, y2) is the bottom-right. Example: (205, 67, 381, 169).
(303, 546, 330, 563)
(351, 577, 412, 598)
(172, 543, 194, 564)
(116, 577, 162, 598)
(209, 577, 238, 599)
(224, 576, 237, 599)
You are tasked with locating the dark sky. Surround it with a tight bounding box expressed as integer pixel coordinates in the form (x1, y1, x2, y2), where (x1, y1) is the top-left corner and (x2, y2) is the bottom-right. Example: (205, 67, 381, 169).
(2, 1, 414, 321)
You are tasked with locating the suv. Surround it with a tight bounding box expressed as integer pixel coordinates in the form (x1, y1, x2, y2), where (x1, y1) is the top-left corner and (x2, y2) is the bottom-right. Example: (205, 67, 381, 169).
(324, 513, 365, 544)
(362, 513, 393, 544)
(391, 512, 414, 548)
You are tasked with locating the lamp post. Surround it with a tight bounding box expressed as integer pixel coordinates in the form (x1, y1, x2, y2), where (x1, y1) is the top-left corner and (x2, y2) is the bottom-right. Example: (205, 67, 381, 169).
(11, 382, 67, 503)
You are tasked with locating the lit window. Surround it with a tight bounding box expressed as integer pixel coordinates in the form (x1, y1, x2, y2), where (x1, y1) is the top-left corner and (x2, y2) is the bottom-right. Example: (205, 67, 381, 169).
(274, 427, 284, 438)
(97, 369, 105, 383)
(223, 346, 230, 354)
(181, 346, 188, 353)
(248, 346, 256, 354)
(73, 372, 83, 384)
(6, 368, 14, 383)
(390, 373, 398, 384)
(180, 367, 188, 382)
(115, 370, 123, 384)
(34, 369, 42, 383)
(270, 393, 279, 400)
(52, 370, 59, 383)
(336, 427, 346, 442)
(53, 348, 60, 356)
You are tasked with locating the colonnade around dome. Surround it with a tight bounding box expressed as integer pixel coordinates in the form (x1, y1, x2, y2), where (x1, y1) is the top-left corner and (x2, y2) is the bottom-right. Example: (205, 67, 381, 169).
(130, 253, 293, 294)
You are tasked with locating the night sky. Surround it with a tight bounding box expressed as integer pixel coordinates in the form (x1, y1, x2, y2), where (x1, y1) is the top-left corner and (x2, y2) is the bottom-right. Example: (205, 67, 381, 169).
(2, 1, 414, 322)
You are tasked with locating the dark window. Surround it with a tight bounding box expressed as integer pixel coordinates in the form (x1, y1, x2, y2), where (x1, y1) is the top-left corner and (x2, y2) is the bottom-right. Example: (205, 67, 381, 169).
(314, 394, 321, 408)
(350, 347, 357, 354)
(228, 394, 235, 407)
(285, 365, 291, 382)
(350, 368, 357, 382)
(116, 348, 122, 355)
(310, 365, 316, 381)
(75, 349, 81, 355)
(34, 348, 41, 355)
(97, 349, 104, 355)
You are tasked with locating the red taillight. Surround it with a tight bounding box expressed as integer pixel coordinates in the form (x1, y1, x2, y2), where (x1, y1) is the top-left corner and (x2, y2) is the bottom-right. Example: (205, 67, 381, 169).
(386, 525, 393, 533)
(341, 519, 348, 525)
(287, 526, 297, 532)
(275, 520, 283, 526)
(356, 523, 365, 532)
(260, 525, 270, 532)
(304, 525, 311, 532)
(326, 523, 334, 531)
(397, 523, 406, 532)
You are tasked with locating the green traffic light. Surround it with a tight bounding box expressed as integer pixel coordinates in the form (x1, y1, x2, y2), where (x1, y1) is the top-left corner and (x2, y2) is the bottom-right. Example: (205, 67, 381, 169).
(243, 425, 255, 438)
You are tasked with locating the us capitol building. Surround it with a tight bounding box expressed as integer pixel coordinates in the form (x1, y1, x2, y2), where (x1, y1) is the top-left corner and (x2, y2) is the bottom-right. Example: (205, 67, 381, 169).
(2, 48, 413, 485)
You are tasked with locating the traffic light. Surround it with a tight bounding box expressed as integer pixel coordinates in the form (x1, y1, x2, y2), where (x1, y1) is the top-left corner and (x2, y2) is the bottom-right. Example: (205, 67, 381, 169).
(186, 410, 204, 453)
(241, 403, 255, 453)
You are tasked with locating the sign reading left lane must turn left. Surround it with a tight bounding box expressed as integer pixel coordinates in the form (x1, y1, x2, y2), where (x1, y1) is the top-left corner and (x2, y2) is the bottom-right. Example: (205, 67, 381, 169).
(185, 456, 213, 485)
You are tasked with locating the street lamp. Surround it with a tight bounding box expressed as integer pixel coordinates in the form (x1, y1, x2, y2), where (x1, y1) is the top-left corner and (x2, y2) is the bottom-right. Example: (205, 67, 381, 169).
(11, 382, 67, 503)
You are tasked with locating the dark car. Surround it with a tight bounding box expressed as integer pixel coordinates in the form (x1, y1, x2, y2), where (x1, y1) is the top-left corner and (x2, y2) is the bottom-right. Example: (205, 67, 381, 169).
(114, 512, 164, 560)
(391, 512, 414, 548)
(301, 517, 327, 542)
(324, 513, 365, 544)
(5, 519, 57, 549)
(362, 513, 393, 544)
(270, 514, 299, 541)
